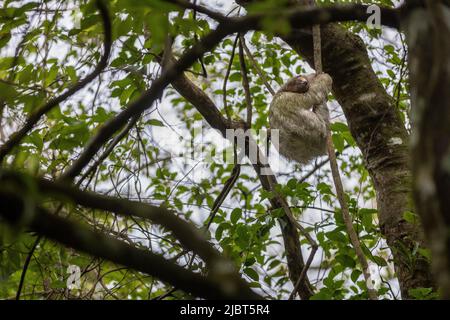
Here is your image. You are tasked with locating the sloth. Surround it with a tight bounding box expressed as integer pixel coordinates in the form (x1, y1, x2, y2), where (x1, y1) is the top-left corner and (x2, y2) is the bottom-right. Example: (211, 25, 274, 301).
(269, 73, 332, 164)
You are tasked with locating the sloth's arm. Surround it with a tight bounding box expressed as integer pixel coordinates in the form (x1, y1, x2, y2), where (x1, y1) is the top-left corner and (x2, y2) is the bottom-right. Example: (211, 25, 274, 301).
(300, 73, 332, 109)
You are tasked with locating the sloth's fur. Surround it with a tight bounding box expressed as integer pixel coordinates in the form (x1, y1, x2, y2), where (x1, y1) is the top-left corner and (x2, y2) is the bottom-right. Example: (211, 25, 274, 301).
(269, 73, 332, 164)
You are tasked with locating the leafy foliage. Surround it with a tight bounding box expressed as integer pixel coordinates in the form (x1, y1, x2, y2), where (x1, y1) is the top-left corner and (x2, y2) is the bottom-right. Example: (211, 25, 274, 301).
(0, 0, 432, 300)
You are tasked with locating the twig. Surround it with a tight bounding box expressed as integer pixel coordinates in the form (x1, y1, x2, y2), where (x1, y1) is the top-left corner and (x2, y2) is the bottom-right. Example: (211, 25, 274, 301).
(240, 38, 276, 96)
(191, 0, 208, 78)
(77, 115, 140, 183)
(205, 164, 241, 230)
(238, 34, 253, 126)
(15, 235, 41, 300)
(223, 34, 240, 120)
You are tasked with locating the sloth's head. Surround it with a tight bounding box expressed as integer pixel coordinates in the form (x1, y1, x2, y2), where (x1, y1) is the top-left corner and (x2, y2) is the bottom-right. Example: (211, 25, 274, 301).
(280, 75, 310, 94)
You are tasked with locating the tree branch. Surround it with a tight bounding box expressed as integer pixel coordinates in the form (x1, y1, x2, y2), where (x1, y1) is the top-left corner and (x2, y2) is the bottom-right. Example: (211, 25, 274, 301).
(1, 170, 221, 268)
(0, 188, 260, 300)
(166, 0, 228, 22)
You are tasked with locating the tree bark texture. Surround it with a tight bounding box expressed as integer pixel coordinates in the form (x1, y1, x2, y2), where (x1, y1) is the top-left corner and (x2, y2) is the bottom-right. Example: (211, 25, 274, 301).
(404, 0, 450, 299)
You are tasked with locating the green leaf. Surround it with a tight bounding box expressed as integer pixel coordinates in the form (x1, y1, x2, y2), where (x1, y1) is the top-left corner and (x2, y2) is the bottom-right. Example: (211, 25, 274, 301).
(244, 268, 259, 281)
(147, 119, 164, 127)
(332, 133, 345, 153)
(287, 178, 297, 189)
(215, 224, 225, 241)
(331, 122, 348, 133)
(335, 254, 356, 268)
(326, 230, 347, 243)
(317, 182, 333, 196)
(387, 69, 396, 79)
(372, 256, 387, 267)
(24, 131, 43, 151)
(418, 248, 432, 262)
(310, 288, 333, 300)
(408, 287, 438, 300)
(229, 73, 241, 82)
(351, 269, 362, 283)
(0, 31, 11, 49)
(230, 208, 242, 225)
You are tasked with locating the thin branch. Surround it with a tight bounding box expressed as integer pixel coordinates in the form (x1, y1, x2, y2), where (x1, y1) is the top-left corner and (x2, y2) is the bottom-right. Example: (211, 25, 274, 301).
(240, 37, 276, 96)
(223, 34, 240, 120)
(205, 160, 241, 230)
(326, 133, 378, 299)
(77, 115, 140, 184)
(191, 2, 208, 78)
(15, 235, 41, 300)
(238, 34, 253, 126)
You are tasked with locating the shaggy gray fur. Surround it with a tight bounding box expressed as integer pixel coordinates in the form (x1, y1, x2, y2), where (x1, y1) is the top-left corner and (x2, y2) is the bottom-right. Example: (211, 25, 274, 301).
(269, 73, 332, 164)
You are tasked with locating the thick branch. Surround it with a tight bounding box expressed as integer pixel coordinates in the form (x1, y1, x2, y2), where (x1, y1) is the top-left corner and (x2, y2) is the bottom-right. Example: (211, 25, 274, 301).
(0, 189, 260, 300)
(0, 170, 221, 268)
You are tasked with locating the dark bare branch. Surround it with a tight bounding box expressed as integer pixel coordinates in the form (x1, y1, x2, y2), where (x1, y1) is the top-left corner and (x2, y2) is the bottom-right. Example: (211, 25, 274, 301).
(1, 170, 220, 267)
(166, 0, 228, 22)
(0, 188, 260, 300)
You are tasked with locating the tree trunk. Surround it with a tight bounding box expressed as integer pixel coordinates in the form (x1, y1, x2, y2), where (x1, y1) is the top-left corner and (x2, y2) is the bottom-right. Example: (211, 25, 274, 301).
(404, 0, 450, 299)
